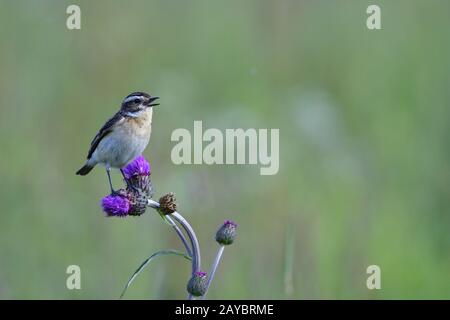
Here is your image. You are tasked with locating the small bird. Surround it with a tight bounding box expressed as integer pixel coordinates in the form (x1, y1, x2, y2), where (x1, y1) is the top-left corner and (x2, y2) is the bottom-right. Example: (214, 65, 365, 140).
(76, 91, 159, 192)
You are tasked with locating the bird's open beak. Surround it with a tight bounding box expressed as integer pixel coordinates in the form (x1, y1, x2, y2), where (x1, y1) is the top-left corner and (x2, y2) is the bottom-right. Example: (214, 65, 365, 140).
(147, 96, 160, 107)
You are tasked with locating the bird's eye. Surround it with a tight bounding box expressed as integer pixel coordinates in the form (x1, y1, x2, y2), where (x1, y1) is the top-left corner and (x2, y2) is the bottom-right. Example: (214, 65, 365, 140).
(134, 99, 141, 104)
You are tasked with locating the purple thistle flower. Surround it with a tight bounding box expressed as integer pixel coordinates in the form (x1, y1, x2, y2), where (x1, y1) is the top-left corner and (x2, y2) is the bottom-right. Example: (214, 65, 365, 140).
(195, 271, 207, 277)
(101, 193, 131, 217)
(224, 220, 237, 227)
(122, 155, 151, 179)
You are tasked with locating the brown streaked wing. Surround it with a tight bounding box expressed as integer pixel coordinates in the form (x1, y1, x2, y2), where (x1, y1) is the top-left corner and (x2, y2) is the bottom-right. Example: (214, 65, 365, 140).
(87, 111, 124, 159)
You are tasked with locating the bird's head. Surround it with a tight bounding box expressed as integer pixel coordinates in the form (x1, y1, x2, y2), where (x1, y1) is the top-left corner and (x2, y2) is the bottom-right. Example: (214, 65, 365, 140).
(120, 92, 159, 116)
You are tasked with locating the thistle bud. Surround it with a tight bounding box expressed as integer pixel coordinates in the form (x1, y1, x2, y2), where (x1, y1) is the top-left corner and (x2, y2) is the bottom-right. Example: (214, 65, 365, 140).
(215, 220, 237, 245)
(158, 192, 177, 215)
(186, 271, 208, 297)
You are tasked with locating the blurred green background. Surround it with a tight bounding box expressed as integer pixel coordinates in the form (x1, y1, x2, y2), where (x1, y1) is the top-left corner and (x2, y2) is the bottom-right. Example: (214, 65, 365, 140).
(0, 0, 449, 299)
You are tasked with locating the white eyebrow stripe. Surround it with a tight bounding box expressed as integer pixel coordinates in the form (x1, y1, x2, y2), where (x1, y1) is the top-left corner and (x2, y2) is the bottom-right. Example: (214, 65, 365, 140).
(123, 96, 141, 104)
(122, 110, 143, 118)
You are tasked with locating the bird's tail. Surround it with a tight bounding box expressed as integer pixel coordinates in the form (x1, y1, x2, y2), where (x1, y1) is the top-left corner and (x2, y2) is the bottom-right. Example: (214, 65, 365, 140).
(76, 164, 94, 176)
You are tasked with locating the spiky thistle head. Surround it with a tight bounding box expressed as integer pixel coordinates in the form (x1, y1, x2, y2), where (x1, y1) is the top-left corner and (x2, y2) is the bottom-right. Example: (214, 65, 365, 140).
(101, 188, 148, 217)
(122, 155, 151, 179)
(122, 155, 154, 198)
(127, 188, 148, 216)
(101, 190, 131, 217)
(158, 192, 177, 215)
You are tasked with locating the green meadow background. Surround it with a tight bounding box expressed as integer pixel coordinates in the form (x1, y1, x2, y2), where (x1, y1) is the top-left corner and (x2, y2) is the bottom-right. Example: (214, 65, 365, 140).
(0, 0, 449, 299)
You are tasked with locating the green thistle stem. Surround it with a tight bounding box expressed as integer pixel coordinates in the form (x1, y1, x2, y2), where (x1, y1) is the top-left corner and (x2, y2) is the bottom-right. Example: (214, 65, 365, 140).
(165, 215, 192, 258)
(147, 199, 201, 300)
(202, 245, 225, 299)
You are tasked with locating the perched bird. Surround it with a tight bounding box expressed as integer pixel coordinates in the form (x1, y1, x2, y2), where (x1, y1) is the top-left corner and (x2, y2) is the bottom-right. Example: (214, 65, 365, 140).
(76, 91, 159, 192)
